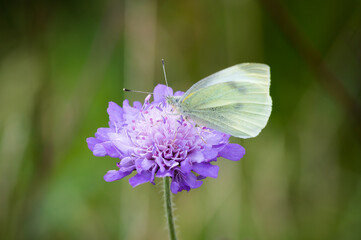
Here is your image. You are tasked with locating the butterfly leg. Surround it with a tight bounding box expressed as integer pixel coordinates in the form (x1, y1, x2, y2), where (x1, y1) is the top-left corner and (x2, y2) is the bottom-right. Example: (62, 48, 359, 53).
(183, 117, 207, 144)
(172, 127, 180, 142)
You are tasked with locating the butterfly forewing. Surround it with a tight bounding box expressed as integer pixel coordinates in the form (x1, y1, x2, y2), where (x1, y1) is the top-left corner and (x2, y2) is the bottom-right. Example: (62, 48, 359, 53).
(181, 63, 270, 99)
(179, 63, 272, 138)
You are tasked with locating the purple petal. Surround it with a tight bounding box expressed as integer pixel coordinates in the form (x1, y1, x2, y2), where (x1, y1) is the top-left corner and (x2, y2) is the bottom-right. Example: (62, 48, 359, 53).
(94, 128, 113, 141)
(174, 91, 184, 96)
(192, 162, 219, 178)
(135, 158, 144, 173)
(87, 137, 99, 151)
(219, 144, 245, 161)
(150, 166, 157, 183)
(101, 141, 120, 158)
(133, 101, 142, 109)
(170, 181, 180, 194)
(93, 144, 107, 156)
(108, 132, 135, 155)
(87, 133, 121, 158)
(204, 132, 229, 145)
(189, 151, 204, 163)
(144, 94, 151, 103)
(141, 159, 155, 171)
(181, 158, 192, 173)
(184, 172, 203, 189)
(118, 157, 136, 172)
(122, 99, 131, 109)
(129, 171, 153, 187)
(118, 157, 133, 167)
(104, 170, 132, 182)
(107, 102, 124, 124)
(153, 84, 173, 103)
(170, 170, 203, 194)
(202, 148, 218, 160)
(197, 175, 207, 180)
(155, 157, 166, 172)
(123, 99, 140, 116)
(156, 171, 172, 178)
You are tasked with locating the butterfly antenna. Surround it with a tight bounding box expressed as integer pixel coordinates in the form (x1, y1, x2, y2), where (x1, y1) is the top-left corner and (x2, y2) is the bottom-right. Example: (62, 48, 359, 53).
(123, 88, 153, 95)
(162, 59, 171, 96)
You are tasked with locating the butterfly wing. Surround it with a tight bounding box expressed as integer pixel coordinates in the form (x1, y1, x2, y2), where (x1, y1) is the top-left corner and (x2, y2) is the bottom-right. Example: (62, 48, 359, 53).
(179, 63, 272, 138)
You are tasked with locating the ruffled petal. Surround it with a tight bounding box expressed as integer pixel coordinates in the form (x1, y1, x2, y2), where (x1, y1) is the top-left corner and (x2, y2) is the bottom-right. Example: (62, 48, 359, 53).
(129, 171, 153, 187)
(141, 159, 155, 171)
(219, 143, 245, 161)
(189, 151, 204, 163)
(180, 158, 192, 173)
(107, 102, 124, 124)
(108, 132, 135, 155)
(118, 157, 135, 172)
(135, 158, 144, 173)
(95, 128, 112, 141)
(192, 162, 219, 178)
(87, 135, 120, 158)
(171, 170, 203, 194)
(204, 132, 229, 145)
(123, 99, 140, 117)
(87, 137, 99, 151)
(184, 172, 203, 189)
(202, 148, 218, 160)
(153, 84, 173, 103)
(170, 181, 180, 194)
(155, 157, 166, 173)
(93, 144, 107, 156)
(101, 141, 120, 158)
(104, 170, 132, 182)
(133, 101, 142, 109)
(150, 166, 157, 183)
(156, 171, 172, 178)
(174, 91, 184, 96)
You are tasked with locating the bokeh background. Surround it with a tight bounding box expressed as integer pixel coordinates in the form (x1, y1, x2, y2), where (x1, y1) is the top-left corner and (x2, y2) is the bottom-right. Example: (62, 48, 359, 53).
(1, 0, 361, 239)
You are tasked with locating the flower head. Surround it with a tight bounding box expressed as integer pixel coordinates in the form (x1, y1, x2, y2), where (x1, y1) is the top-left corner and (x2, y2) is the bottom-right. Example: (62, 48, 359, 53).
(87, 84, 245, 193)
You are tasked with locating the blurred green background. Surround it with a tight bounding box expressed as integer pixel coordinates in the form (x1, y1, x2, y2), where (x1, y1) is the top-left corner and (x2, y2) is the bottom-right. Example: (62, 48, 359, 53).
(1, 0, 361, 239)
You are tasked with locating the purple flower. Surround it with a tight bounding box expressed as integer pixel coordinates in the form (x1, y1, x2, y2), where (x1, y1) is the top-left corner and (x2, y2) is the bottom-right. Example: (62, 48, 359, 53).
(87, 84, 245, 194)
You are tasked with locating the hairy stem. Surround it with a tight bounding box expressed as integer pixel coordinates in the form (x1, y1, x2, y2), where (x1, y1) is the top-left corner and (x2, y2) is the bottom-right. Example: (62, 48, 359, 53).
(163, 177, 177, 240)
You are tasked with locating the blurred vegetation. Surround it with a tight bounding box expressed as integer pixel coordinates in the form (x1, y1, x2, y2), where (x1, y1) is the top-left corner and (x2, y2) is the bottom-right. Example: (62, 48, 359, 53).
(1, 0, 361, 239)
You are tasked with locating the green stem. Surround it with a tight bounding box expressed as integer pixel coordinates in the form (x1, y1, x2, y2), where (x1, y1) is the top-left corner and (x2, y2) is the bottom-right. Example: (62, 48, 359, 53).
(163, 177, 177, 240)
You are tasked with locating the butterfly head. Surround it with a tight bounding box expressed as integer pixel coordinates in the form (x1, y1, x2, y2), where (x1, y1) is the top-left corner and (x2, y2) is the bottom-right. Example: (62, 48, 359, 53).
(166, 96, 181, 110)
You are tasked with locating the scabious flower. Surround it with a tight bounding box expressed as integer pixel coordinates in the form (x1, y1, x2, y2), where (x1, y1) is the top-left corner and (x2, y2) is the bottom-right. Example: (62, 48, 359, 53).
(87, 84, 245, 194)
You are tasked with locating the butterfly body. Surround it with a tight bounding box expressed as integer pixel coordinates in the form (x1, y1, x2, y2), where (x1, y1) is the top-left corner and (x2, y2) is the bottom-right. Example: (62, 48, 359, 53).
(166, 63, 272, 139)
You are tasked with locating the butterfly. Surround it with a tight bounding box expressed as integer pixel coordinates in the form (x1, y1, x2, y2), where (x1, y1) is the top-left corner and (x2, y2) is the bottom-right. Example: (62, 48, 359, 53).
(165, 63, 272, 138)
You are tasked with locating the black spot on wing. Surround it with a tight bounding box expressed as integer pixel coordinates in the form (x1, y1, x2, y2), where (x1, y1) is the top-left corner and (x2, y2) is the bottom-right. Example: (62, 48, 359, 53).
(197, 103, 243, 113)
(234, 103, 243, 110)
(226, 82, 246, 94)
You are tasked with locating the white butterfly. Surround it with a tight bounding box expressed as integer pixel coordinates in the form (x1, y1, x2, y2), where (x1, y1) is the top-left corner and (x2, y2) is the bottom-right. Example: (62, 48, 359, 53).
(166, 63, 272, 138)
